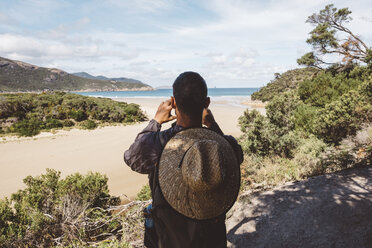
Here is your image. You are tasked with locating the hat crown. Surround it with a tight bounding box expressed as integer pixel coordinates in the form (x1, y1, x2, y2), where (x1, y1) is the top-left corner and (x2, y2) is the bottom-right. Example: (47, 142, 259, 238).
(181, 140, 226, 191)
(158, 128, 241, 220)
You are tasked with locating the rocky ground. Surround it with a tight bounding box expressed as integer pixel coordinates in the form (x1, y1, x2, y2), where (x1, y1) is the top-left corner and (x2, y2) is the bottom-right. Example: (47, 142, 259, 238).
(226, 166, 372, 248)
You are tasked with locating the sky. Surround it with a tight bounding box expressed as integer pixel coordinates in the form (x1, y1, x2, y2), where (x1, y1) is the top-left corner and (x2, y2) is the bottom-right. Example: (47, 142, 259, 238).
(0, 0, 371, 88)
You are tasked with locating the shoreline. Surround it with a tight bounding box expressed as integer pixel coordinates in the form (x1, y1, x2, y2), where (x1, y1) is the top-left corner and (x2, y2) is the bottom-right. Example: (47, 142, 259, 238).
(0, 87, 154, 94)
(0, 97, 265, 199)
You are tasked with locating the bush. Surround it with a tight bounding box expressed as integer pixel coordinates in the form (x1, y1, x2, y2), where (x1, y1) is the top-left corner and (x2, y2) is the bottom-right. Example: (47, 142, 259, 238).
(1, 169, 121, 247)
(292, 103, 320, 134)
(239, 107, 303, 158)
(10, 118, 43, 136)
(251, 68, 318, 102)
(0, 92, 147, 136)
(62, 119, 75, 127)
(136, 184, 151, 201)
(124, 104, 138, 115)
(44, 118, 63, 130)
(81, 119, 97, 129)
(298, 70, 360, 107)
(316, 91, 368, 143)
(239, 110, 277, 157)
(266, 91, 299, 133)
(69, 109, 87, 122)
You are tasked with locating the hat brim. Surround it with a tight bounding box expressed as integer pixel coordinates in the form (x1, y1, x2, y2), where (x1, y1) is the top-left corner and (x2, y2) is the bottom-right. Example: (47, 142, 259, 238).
(158, 128, 240, 220)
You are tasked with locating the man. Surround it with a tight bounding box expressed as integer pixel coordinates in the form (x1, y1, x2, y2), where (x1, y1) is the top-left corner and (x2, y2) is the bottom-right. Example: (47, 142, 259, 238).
(124, 71, 243, 248)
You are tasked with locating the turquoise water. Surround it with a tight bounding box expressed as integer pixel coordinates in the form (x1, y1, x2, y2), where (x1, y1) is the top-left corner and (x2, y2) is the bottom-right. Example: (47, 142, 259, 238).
(75, 88, 259, 98)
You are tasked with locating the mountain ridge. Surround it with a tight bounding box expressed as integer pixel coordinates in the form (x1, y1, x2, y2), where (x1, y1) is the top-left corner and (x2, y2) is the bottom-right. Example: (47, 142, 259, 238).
(0, 57, 153, 92)
(72, 72, 144, 85)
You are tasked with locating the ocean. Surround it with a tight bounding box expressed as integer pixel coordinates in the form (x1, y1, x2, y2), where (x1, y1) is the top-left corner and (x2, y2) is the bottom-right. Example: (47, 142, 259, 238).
(75, 88, 260, 98)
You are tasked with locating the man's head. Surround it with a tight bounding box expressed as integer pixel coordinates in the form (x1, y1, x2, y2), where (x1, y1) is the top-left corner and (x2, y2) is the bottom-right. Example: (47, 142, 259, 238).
(172, 71, 209, 119)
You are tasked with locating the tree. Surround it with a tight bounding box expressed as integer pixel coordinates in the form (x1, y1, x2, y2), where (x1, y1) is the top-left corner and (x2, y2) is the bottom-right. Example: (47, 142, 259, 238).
(298, 4, 371, 69)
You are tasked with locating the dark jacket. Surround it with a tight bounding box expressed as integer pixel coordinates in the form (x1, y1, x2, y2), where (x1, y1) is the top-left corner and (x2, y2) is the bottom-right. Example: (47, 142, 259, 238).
(124, 119, 243, 248)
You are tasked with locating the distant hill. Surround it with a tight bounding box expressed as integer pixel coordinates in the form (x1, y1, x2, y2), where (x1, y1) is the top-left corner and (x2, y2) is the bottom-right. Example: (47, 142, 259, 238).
(72, 72, 145, 85)
(251, 68, 319, 102)
(0, 57, 153, 92)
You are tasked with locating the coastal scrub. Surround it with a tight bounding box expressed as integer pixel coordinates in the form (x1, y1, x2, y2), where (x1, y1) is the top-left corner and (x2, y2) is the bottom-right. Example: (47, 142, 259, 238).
(0, 92, 147, 136)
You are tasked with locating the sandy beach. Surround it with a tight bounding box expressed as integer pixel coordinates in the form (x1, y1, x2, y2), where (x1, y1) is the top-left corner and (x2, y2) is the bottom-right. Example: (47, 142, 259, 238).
(0, 97, 264, 199)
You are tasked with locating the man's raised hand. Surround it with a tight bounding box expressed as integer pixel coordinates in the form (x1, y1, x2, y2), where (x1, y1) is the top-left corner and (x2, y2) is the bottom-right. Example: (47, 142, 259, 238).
(202, 108, 215, 128)
(154, 99, 177, 125)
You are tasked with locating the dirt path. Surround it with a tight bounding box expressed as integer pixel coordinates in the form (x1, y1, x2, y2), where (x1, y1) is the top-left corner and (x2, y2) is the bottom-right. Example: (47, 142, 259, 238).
(226, 167, 372, 248)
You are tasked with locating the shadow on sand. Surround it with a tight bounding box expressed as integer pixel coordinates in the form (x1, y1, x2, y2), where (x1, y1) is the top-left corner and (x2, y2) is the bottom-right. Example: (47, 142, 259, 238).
(227, 167, 372, 248)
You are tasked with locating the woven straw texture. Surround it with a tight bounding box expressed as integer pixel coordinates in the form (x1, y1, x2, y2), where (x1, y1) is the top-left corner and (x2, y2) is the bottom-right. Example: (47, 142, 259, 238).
(158, 128, 240, 220)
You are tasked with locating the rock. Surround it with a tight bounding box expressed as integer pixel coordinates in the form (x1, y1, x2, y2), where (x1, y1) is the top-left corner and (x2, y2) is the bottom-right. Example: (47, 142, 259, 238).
(226, 167, 372, 248)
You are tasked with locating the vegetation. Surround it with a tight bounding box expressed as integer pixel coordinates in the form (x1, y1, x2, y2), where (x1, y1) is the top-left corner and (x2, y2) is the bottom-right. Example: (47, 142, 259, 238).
(240, 67, 371, 191)
(239, 4, 371, 192)
(251, 68, 319, 102)
(0, 92, 147, 136)
(136, 184, 152, 201)
(0, 169, 119, 247)
(1, 4, 370, 247)
(297, 4, 371, 69)
(0, 169, 152, 248)
(0, 56, 152, 92)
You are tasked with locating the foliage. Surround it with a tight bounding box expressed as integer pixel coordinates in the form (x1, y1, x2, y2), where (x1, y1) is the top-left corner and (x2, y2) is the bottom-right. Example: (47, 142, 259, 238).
(298, 4, 370, 69)
(298, 70, 360, 107)
(0, 92, 147, 136)
(238, 107, 302, 158)
(316, 90, 370, 143)
(81, 119, 97, 129)
(241, 42, 370, 194)
(0, 169, 126, 247)
(265, 91, 299, 132)
(318, 125, 372, 173)
(296, 52, 317, 68)
(136, 184, 152, 201)
(251, 68, 318, 102)
(240, 7, 371, 198)
(8, 118, 44, 136)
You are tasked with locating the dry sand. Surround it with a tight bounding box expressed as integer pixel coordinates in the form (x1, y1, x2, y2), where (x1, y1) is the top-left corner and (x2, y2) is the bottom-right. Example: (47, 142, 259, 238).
(0, 97, 264, 199)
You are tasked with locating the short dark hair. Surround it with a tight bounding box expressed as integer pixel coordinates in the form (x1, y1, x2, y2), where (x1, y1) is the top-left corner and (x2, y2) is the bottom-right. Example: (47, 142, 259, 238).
(173, 71, 208, 118)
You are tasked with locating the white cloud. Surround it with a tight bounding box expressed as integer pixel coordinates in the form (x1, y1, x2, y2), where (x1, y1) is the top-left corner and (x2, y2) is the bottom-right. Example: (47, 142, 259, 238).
(0, 33, 139, 63)
(40, 17, 90, 39)
(106, 0, 174, 13)
(1, 0, 371, 88)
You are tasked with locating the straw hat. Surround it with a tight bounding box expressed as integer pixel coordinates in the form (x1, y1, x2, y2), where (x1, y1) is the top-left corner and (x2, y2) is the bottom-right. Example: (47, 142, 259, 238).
(158, 128, 240, 220)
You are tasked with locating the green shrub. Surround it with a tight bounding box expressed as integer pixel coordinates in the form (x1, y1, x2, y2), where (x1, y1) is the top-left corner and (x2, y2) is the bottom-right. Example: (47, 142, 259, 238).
(1, 169, 121, 247)
(81, 119, 97, 129)
(125, 104, 139, 116)
(239, 110, 277, 157)
(238, 109, 262, 133)
(266, 91, 299, 132)
(239, 107, 303, 158)
(44, 118, 63, 130)
(0, 92, 147, 136)
(292, 103, 320, 134)
(251, 68, 318, 102)
(136, 184, 151, 201)
(316, 91, 368, 143)
(62, 119, 75, 127)
(69, 109, 87, 122)
(10, 118, 43, 136)
(298, 71, 360, 107)
(0, 198, 16, 243)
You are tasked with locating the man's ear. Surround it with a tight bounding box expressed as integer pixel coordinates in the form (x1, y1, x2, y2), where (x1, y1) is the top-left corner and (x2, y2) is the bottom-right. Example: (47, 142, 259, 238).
(205, 97, 210, 109)
(171, 96, 176, 109)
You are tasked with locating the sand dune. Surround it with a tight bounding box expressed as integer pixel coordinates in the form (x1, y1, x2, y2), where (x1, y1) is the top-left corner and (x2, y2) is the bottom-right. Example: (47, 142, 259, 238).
(0, 97, 264, 199)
